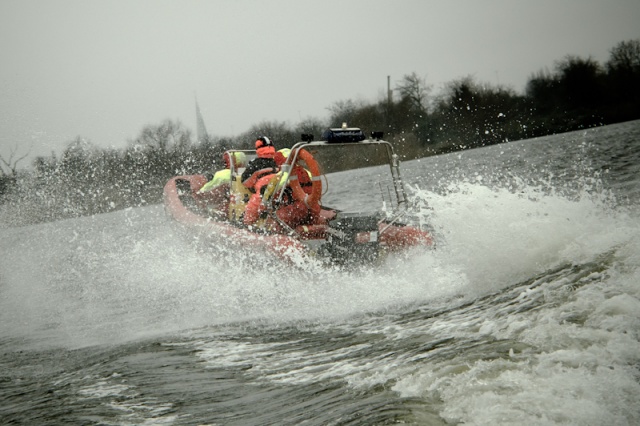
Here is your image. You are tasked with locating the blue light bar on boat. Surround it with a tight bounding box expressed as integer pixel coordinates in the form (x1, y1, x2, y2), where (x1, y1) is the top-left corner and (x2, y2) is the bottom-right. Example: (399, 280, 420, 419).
(322, 127, 366, 143)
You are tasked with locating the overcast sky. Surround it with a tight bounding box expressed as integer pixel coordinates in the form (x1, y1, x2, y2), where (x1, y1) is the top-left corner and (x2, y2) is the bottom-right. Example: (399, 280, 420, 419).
(1, 0, 639, 163)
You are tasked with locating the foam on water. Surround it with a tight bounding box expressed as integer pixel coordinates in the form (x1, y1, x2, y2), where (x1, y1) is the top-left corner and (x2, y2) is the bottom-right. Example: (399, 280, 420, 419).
(410, 173, 634, 288)
(2, 169, 638, 352)
(388, 251, 640, 425)
(1, 177, 639, 421)
(387, 181, 640, 424)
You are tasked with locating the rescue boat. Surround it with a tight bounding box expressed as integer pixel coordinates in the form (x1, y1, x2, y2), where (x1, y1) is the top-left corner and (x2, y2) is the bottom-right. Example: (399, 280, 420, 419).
(163, 127, 434, 266)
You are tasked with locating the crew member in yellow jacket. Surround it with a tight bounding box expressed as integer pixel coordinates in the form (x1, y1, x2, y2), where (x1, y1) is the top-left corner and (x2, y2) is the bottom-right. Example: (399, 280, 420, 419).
(196, 151, 246, 217)
(198, 151, 246, 193)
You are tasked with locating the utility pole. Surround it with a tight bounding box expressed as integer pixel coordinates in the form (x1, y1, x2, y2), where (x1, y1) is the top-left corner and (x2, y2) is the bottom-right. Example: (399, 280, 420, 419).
(387, 75, 392, 130)
(387, 75, 392, 109)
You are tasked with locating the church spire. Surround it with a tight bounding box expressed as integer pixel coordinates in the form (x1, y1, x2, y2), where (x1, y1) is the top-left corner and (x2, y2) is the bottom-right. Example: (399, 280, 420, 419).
(195, 97, 209, 142)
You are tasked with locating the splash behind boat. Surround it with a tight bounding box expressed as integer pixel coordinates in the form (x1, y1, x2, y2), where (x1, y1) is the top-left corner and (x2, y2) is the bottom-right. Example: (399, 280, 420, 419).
(163, 127, 434, 266)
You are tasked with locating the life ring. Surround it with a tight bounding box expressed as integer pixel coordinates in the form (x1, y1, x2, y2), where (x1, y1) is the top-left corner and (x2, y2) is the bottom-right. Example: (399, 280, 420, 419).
(289, 149, 322, 211)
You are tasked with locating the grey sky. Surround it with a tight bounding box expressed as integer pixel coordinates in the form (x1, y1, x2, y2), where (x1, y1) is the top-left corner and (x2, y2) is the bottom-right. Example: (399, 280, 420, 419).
(1, 0, 639, 162)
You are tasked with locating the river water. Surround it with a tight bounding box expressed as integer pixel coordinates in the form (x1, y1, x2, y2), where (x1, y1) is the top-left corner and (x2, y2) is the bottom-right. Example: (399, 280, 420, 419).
(1, 120, 639, 425)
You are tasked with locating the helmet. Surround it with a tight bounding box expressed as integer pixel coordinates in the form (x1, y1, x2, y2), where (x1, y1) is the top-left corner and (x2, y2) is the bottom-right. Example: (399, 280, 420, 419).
(255, 136, 276, 158)
(255, 136, 273, 149)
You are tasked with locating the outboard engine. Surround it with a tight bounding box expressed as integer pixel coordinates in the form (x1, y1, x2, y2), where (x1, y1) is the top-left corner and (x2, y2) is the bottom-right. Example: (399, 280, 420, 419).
(320, 212, 380, 266)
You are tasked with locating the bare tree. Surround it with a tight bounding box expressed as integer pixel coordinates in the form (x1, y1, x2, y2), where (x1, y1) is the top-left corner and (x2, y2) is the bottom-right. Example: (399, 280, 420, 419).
(606, 39, 640, 73)
(327, 99, 366, 127)
(0, 143, 31, 177)
(0, 143, 30, 197)
(131, 119, 192, 152)
(395, 72, 431, 114)
(555, 55, 605, 107)
(606, 39, 640, 103)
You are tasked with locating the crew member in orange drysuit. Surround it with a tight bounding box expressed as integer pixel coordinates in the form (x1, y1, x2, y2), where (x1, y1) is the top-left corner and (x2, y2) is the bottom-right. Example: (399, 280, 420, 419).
(243, 149, 319, 230)
(241, 136, 277, 191)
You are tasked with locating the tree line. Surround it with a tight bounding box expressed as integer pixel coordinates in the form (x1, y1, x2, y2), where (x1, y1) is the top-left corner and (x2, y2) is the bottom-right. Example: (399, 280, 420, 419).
(1, 39, 639, 225)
